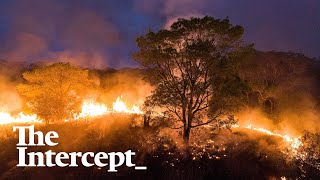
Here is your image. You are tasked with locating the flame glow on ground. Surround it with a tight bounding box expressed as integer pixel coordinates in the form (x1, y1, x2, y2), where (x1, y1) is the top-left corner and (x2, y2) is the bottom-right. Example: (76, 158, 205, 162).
(112, 96, 143, 114)
(0, 98, 303, 155)
(75, 101, 108, 119)
(75, 96, 143, 119)
(233, 124, 303, 152)
(0, 96, 143, 124)
(0, 112, 41, 124)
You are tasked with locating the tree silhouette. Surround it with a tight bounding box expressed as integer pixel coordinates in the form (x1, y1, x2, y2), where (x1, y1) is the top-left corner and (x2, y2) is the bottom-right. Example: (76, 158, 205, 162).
(134, 16, 251, 144)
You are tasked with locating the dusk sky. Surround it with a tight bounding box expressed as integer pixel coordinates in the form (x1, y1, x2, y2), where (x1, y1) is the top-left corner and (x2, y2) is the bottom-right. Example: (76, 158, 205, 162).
(0, 0, 319, 68)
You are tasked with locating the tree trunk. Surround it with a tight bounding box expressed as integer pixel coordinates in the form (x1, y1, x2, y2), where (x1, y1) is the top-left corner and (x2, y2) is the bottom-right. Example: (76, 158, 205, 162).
(143, 114, 150, 128)
(183, 127, 191, 145)
(183, 111, 193, 145)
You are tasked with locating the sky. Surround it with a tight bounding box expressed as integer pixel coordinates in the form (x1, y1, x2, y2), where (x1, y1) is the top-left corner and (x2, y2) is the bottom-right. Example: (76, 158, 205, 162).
(0, 0, 319, 68)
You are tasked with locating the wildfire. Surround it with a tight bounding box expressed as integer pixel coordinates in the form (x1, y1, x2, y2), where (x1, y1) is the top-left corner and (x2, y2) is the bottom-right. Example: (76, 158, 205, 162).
(0, 112, 41, 124)
(0, 100, 307, 163)
(0, 97, 303, 154)
(245, 124, 302, 149)
(75, 101, 109, 119)
(112, 96, 143, 114)
(0, 96, 143, 124)
(74, 96, 143, 119)
(233, 124, 302, 151)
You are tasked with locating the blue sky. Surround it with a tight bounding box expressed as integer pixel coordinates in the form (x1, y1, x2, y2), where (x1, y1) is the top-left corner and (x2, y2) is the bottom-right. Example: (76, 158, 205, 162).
(0, 0, 319, 68)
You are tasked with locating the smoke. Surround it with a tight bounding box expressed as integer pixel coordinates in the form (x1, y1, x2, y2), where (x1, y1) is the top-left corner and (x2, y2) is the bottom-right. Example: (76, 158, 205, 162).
(0, 77, 22, 112)
(277, 92, 320, 134)
(161, 0, 208, 18)
(235, 95, 320, 137)
(0, 61, 25, 112)
(0, 0, 120, 68)
(0, 59, 153, 117)
(163, 13, 204, 29)
(0, 0, 318, 134)
(134, 0, 320, 58)
(91, 69, 153, 107)
(134, 0, 208, 29)
(47, 51, 107, 68)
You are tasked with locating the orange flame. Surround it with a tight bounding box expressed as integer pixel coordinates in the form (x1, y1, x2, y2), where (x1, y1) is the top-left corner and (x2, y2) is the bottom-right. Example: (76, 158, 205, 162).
(0, 95, 143, 124)
(75, 101, 109, 119)
(0, 112, 41, 124)
(112, 96, 143, 114)
(232, 124, 302, 152)
(0, 97, 304, 154)
(74, 96, 143, 120)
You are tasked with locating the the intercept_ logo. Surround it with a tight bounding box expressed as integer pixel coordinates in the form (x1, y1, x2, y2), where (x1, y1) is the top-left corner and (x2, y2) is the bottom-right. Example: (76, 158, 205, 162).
(13, 125, 147, 172)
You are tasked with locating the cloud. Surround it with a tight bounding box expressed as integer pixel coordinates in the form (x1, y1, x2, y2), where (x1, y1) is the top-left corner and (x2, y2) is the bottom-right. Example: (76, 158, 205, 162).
(163, 13, 204, 29)
(134, 0, 208, 29)
(0, 0, 319, 67)
(0, 0, 120, 68)
(134, 0, 320, 58)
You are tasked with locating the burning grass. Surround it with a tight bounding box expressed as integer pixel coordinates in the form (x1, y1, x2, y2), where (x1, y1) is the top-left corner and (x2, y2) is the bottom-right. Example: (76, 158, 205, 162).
(0, 95, 143, 124)
(0, 114, 319, 179)
(0, 78, 318, 178)
(0, 97, 318, 179)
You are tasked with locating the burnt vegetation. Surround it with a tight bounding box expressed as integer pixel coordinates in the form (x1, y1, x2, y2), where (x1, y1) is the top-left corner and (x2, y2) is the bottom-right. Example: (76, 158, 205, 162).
(0, 17, 320, 179)
(0, 119, 319, 179)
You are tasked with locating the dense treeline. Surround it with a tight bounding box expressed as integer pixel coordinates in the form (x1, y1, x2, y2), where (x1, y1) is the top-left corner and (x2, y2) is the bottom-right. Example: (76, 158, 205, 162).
(0, 50, 320, 178)
(1, 49, 319, 121)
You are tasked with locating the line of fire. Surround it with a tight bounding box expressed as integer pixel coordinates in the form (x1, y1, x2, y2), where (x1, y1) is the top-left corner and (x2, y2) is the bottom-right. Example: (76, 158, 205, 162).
(0, 16, 319, 179)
